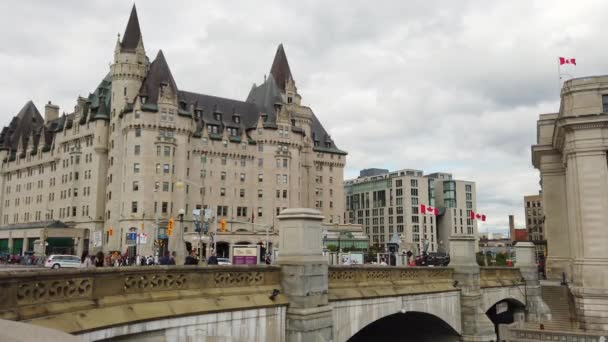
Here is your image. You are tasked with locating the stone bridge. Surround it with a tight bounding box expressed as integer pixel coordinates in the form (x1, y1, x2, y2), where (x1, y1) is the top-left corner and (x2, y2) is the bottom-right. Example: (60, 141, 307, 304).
(0, 209, 549, 341)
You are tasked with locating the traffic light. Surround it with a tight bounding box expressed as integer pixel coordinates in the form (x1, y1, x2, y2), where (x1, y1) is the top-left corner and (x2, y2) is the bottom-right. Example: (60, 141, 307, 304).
(168, 217, 175, 236)
(220, 219, 227, 232)
(109, 228, 114, 236)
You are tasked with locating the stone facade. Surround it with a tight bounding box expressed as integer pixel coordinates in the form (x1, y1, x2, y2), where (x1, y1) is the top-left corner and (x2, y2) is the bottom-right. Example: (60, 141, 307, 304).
(0, 5, 346, 258)
(523, 193, 546, 258)
(344, 168, 477, 253)
(532, 75, 608, 331)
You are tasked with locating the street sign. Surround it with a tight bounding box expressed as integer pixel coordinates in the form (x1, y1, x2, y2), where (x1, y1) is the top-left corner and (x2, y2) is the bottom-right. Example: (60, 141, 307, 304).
(138, 233, 148, 244)
(126, 232, 137, 246)
(93, 231, 102, 247)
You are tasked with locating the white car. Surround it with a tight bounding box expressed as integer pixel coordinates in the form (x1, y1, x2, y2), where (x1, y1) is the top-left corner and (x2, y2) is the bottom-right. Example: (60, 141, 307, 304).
(217, 258, 232, 265)
(44, 255, 81, 269)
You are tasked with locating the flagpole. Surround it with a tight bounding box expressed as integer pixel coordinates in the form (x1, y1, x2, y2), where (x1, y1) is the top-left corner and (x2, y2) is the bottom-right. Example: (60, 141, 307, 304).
(557, 57, 562, 97)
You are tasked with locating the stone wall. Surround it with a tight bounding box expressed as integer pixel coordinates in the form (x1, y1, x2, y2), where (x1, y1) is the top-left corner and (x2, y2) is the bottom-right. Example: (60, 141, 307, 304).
(79, 307, 286, 342)
(0, 265, 287, 334)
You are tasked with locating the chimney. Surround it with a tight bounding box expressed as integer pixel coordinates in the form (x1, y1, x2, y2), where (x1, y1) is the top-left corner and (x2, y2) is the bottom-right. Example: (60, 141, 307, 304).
(509, 215, 515, 240)
(45, 101, 59, 122)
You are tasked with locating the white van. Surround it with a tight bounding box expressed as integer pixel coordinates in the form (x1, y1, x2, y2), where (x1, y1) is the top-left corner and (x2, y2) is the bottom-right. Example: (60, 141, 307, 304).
(44, 255, 81, 269)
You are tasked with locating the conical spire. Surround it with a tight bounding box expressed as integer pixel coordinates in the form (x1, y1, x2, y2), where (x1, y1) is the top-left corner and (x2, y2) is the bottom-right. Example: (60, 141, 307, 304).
(138, 50, 178, 104)
(121, 4, 142, 51)
(269, 44, 293, 91)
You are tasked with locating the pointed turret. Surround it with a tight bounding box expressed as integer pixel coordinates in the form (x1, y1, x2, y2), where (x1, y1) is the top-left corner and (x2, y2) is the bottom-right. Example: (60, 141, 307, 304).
(269, 44, 293, 91)
(139, 50, 178, 105)
(121, 4, 143, 51)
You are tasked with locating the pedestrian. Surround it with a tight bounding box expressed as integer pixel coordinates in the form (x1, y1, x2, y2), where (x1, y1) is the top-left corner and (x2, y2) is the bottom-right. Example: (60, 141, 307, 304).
(95, 251, 105, 267)
(265, 254, 271, 265)
(207, 252, 219, 265)
(159, 251, 175, 265)
(185, 250, 199, 265)
(81, 251, 93, 268)
(171, 251, 177, 264)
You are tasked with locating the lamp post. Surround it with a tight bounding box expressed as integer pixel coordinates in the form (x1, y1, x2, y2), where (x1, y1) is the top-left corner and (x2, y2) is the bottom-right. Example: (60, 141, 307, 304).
(177, 208, 185, 264)
(175, 179, 208, 259)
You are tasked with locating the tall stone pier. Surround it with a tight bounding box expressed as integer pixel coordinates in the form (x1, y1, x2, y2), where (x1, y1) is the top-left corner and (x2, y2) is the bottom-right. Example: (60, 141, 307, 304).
(514, 241, 551, 323)
(449, 235, 496, 341)
(277, 208, 333, 342)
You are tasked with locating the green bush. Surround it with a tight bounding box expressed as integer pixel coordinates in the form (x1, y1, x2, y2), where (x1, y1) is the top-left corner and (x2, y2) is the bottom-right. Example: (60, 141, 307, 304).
(495, 252, 508, 266)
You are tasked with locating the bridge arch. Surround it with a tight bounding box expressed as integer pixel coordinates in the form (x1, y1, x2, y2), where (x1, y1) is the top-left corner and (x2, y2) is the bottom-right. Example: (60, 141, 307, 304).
(332, 292, 461, 342)
(347, 311, 460, 342)
(485, 297, 526, 340)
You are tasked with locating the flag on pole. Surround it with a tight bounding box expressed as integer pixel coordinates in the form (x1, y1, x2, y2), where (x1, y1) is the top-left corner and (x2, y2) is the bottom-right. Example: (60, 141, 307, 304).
(470, 211, 487, 222)
(559, 57, 576, 66)
(420, 204, 439, 216)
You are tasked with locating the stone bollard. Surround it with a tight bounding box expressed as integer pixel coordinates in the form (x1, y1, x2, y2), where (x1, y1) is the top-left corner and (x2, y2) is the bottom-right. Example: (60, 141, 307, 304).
(449, 236, 496, 342)
(277, 208, 333, 342)
(514, 241, 551, 323)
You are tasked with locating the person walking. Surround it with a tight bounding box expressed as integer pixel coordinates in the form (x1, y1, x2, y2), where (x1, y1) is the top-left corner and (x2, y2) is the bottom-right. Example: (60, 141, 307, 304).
(207, 252, 219, 265)
(95, 251, 105, 267)
(159, 251, 175, 265)
(184, 250, 199, 265)
(81, 251, 94, 268)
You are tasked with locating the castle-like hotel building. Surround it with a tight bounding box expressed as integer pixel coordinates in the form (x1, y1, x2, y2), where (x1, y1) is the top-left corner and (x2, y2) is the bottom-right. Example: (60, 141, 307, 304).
(0, 6, 346, 258)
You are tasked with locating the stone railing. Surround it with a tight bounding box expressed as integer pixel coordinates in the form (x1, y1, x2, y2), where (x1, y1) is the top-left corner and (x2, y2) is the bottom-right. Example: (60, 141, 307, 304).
(480, 267, 524, 288)
(0, 266, 282, 325)
(328, 266, 456, 301)
(499, 323, 606, 342)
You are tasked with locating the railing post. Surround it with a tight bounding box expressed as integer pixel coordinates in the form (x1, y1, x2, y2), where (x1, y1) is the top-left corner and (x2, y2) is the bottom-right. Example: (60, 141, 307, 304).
(449, 235, 496, 341)
(277, 208, 333, 342)
(514, 241, 551, 323)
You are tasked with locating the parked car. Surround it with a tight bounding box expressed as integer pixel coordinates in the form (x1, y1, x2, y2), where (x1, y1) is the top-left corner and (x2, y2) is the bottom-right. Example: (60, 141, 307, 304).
(415, 252, 450, 266)
(44, 255, 81, 269)
(217, 258, 232, 265)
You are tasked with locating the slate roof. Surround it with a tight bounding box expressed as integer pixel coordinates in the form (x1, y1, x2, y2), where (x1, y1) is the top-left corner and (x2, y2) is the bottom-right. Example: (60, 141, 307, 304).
(121, 5, 142, 51)
(139, 50, 178, 106)
(269, 44, 293, 91)
(0, 101, 44, 152)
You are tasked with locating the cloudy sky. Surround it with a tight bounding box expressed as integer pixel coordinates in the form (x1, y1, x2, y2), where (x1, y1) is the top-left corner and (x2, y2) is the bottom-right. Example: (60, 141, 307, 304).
(0, 1, 603, 233)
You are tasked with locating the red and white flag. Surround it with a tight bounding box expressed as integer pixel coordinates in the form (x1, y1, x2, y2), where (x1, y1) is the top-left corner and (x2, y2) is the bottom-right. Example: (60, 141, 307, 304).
(470, 211, 487, 222)
(559, 57, 576, 66)
(420, 204, 439, 216)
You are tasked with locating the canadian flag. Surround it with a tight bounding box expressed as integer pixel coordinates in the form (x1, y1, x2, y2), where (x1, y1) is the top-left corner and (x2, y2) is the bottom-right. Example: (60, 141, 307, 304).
(470, 211, 487, 222)
(420, 204, 439, 216)
(559, 57, 576, 66)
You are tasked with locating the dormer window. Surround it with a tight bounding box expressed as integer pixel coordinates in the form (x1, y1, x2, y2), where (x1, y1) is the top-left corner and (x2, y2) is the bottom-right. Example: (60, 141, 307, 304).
(288, 96, 293, 103)
(214, 113, 222, 121)
(207, 125, 219, 134)
(314, 140, 320, 147)
(141, 96, 147, 104)
(325, 142, 332, 148)
(233, 115, 240, 124)
(227, 127, 239, 137)
(195, 109, 202, 117)
(179, 101, 187, 111)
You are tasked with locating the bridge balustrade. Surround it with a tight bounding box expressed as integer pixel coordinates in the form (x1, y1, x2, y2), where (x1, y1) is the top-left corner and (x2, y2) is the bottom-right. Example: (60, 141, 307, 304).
(0, 265, 284, 334)
(328, 266, 457, 301)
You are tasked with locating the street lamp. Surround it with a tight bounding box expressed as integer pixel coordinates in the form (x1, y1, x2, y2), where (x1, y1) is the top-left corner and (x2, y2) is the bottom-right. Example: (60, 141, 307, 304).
(177, 208, 186, 264)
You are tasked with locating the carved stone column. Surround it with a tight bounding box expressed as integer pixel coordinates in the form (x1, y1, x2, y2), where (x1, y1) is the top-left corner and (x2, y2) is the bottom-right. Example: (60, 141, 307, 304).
(277, 208, 333, 342)
(538, 150, 572, 282)
(449, 235, 495, 341)
(514, 241, 551, 323)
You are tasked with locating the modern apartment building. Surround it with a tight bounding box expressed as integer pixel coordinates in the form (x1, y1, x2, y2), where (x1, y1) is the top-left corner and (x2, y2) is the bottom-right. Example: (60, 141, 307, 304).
(344, 169, 477, 254)
(524, 193, 546, 258)
(0, 6, 346, 258)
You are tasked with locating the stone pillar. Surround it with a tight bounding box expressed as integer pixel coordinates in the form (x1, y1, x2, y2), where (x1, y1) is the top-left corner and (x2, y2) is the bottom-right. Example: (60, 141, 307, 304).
(564, 149, 608, 332)
(449, 235, 495, 341)
(277, 208, 333, 342)
(539, 151, 572, 282)
(514, 241, 551, 323)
